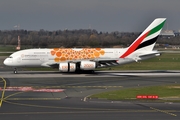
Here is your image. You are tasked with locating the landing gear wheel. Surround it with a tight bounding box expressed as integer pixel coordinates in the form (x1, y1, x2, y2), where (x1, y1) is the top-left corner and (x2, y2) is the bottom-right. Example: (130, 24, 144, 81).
(14, 68, 18, 74)
(91, 70, 95, 74)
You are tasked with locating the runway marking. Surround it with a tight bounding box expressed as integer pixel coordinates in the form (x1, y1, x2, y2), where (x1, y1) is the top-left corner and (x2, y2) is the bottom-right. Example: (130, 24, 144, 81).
(0, 110, 157, 115)
(4, 100, 126, 110)
(0, 110, 160, 115)
(4, 92, 24, 100)
(150, 107, 177, 117)
(2, 100, 159, 112)
(136, 103, 177, 117)
(5, 85, 123, 89)
(4, 99, 180, 115)
(0, 76, 6, 107)
(2, 99, 180, 115)
(0, 86, 64, 92)
(5, 98, 61, 100)
(0, 109, 180, 115)
(60, 86, 122, 88)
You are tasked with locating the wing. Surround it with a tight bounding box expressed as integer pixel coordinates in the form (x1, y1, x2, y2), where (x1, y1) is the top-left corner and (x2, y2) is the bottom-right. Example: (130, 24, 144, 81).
(41, 57, 121, 68)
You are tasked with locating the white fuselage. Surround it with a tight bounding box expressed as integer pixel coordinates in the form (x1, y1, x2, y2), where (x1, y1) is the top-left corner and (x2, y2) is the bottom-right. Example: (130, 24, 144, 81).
(4, 48, 159, 69)
(4, 48, 127, 67)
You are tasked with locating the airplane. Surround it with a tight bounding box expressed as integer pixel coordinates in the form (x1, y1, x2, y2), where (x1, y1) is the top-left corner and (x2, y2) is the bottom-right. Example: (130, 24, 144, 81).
(4, 18, 166, 74)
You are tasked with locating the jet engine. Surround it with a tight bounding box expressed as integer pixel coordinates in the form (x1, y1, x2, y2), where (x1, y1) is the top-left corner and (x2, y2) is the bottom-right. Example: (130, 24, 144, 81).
(80, 61, 96, 70)
(59, 63, 76, 72)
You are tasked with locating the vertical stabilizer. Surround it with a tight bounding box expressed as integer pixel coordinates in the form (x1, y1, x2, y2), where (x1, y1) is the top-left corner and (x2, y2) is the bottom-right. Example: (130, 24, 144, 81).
(120, 18, 166, 58)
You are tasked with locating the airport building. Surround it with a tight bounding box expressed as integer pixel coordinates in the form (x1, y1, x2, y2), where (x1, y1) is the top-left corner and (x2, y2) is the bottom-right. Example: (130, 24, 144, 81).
(160, 30, 175, 38)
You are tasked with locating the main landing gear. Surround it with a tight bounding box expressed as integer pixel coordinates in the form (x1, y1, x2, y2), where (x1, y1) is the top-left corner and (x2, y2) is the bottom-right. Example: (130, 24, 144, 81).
(75, 70, 95, 74)
(13, 68, 18, 74)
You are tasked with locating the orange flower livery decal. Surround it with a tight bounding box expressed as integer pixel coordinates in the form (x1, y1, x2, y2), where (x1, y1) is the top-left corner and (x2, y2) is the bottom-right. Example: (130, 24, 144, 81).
(51, 48, 105, 62)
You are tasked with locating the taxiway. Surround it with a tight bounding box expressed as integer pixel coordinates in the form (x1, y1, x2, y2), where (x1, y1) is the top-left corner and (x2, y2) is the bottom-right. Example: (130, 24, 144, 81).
(0, 70, 180, 120)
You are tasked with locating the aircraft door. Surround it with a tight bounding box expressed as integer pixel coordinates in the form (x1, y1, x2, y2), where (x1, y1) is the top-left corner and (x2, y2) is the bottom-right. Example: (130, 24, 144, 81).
(40, 55, 48, 62)
(114, 50, 118, 57)
(17, 56, 21, 63)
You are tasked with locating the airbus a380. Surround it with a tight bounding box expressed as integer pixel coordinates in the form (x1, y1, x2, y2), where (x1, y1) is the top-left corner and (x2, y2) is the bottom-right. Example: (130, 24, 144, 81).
(4, 18, 166, 74)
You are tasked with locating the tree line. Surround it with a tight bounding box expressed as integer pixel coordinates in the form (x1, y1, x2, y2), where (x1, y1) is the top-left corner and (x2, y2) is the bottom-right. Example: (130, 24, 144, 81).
(0, 29, 180, 48)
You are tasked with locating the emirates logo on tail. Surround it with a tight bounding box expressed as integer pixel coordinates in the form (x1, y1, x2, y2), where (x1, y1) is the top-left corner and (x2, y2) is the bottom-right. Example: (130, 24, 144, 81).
(120, 18, 166, 58)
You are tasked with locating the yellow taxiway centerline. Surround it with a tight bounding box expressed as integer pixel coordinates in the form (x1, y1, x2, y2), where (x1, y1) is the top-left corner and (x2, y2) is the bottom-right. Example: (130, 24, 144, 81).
(0, 77, 6, 107)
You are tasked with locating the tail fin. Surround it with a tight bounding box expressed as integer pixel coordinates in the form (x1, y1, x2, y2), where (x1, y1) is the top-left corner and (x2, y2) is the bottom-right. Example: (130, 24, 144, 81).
(120, 18, 166, 58)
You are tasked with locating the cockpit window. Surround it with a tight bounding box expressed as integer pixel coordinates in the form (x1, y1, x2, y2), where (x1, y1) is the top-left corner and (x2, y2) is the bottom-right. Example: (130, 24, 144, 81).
(8, 56, 13, 58)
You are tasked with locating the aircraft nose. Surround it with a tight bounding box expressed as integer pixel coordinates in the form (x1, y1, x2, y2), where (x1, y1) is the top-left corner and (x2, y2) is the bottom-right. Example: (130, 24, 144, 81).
(3, 59, 8, 66)
(3, 58, 10, 66)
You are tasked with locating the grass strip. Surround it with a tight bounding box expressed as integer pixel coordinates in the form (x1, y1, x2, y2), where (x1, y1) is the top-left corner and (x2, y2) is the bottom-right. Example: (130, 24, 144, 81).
(90, 84, 180, 102)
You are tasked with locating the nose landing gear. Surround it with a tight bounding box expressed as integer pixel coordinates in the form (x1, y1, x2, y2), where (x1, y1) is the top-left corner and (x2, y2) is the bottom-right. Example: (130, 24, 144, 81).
(14, 68, 18, 74)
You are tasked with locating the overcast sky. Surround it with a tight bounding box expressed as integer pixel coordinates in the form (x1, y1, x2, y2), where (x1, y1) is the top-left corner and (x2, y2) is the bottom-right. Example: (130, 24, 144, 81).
(0, 0, 179, 32)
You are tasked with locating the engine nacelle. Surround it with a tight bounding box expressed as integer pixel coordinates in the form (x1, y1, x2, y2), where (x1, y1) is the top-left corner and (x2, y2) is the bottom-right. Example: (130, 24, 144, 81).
(59, 63, 76, 72)
(80, 61, 96, 70)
